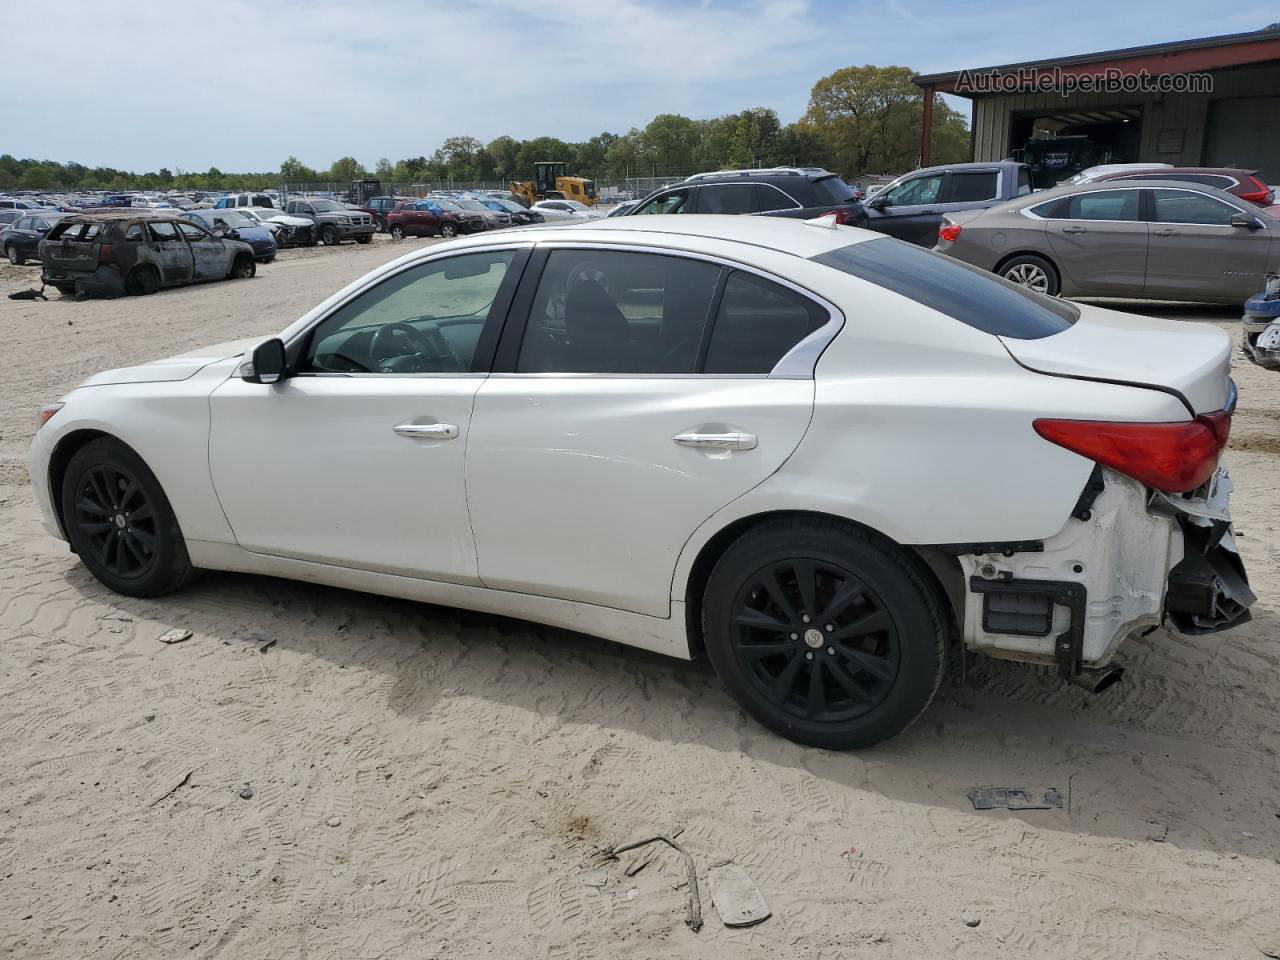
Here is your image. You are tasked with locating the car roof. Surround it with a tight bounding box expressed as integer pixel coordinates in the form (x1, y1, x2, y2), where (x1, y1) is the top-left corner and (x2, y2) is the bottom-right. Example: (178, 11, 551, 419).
(442, 213, 879, 259)
(1092, 166, 1256, 178)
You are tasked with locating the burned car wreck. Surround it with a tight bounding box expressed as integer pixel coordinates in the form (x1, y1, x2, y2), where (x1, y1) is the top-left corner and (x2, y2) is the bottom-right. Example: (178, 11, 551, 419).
(39, 213, 257, 298)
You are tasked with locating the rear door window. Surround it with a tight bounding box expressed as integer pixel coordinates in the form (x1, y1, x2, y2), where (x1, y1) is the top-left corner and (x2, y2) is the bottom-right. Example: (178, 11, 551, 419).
(516, 250, 719, 374)
(755, 184, 800, 211)
(946, 171, 999, 203)
(811, 237, 1078, 339)
(697, 184, 759, 215)
(703, 272, 828, 374)
(1032, 189, 1140, 221)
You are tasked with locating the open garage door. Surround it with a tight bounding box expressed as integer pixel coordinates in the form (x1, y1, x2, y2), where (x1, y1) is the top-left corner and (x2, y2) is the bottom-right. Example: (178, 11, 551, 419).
(1203, 97, 1280, 181)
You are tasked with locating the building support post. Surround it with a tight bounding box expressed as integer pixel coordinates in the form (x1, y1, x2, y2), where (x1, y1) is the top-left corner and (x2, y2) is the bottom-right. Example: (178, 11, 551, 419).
(920, 85, 935, 167)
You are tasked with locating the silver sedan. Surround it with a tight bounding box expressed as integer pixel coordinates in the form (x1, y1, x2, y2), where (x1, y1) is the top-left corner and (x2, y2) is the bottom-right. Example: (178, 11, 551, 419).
(935, 179, 1279, 303)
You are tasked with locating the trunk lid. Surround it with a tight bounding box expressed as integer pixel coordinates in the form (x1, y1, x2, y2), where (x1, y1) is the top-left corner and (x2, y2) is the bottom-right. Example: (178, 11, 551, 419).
(1000, 302, 1232, 414)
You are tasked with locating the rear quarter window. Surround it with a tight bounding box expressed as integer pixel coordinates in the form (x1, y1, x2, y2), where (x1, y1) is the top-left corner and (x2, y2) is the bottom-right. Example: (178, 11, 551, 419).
(811, 237, 1078, 340)
(806, 175, 857, 205)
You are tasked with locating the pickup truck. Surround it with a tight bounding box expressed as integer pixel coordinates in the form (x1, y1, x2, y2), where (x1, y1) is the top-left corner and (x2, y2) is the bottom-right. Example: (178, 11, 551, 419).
(282, 198, 375, 246)
(863, 160, 1032, 246)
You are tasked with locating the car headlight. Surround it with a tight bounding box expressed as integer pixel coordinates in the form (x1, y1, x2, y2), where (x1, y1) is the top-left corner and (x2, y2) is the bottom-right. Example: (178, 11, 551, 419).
(337, 216, 351, 224)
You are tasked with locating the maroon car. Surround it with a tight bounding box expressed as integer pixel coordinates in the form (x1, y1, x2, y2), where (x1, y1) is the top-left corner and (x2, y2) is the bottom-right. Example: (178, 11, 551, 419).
(385, 199, 485, 240)
(1090, 166, 1274, 206)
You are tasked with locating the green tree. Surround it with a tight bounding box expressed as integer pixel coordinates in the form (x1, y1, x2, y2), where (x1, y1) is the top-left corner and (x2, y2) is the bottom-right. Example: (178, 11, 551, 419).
(486, 136, 521, 181)
(635, 114, 699, 177)
(801, 65, 968, 175)
(515, 137, 574, 180)
(374, 157, 394, 179)
(328, 156, 364, 183)
(20, 164, 53, 189)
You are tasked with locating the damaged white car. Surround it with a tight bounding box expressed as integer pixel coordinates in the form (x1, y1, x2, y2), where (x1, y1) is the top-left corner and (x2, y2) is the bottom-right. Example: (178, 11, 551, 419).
(1242, 273, 1280, 369)
(28, 216, 1254, 748)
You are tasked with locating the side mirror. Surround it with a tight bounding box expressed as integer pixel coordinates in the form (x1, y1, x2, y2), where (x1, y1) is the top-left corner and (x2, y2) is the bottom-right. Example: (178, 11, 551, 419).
(1231, 212, 1262, 230)
(242, 338, 287, 384)
(870, 197, 889, 210)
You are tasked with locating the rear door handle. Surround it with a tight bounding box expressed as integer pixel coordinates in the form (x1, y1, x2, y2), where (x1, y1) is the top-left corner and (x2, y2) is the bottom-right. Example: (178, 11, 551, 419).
(394, 421, 458, 440)
(673, 431, 757, 451)
(1062, 225, 1088, 235)
(1153, 228, 1179, 237)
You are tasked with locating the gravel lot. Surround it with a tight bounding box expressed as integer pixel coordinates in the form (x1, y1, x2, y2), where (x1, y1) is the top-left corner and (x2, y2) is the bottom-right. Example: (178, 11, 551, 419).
(1, 237, 1277, 959)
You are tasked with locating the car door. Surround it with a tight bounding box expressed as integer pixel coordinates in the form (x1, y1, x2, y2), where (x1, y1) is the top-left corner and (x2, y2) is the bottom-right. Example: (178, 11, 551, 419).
(11, 217, 38, 257)
(144, 221, 194, 284)
(865, 172, 945, 245)
(207, 246, 527, 583)
(1040, 188, 1148, 296)
(465, 246, 827, 617)
(1142, 188, 1273, 300)
(176, 220, 228, 280)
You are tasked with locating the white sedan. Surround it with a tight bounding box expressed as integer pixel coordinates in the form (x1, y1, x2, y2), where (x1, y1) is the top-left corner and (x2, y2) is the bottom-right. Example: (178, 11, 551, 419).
(28, 216, 1254, 748)
(531, 199, 603, 222)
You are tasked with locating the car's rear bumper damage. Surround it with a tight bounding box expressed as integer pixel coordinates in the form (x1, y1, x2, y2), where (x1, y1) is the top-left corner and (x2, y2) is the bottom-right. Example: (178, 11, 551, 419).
(950, 467, 1252, 687)
(42, 264, 125, 298)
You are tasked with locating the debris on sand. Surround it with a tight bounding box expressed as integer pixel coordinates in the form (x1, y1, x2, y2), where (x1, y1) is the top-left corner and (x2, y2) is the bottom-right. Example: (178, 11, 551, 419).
(158, 628, 193, 645)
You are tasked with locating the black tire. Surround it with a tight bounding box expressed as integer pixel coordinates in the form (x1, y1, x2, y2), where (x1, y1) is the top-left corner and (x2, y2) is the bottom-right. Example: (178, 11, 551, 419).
(6, 243, 23, 266)
(125, 265, 161, 296)
(53, 285, 76, 297)
(320, 225, 339, 246)
(702, 518, 947, 749)
(60, 436, 197, 597)
(997, 253, 1060, 297)
(390, 224, 405, 240)
(355, 233, 372, 244)
(439, 222, 458, 239)
(229, 255, 255, 280)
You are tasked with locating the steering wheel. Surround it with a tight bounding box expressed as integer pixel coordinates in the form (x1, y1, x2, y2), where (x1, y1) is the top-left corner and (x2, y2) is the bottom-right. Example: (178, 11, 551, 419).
(368, 320, 458, 373)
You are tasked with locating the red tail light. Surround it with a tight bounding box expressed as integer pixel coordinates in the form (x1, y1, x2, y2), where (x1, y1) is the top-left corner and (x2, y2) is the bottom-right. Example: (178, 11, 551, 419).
(98, 243, 115, 265)
(938, 224, 962, 243)
(823, 209, 856, 225)
(1240, 176, 1272, 206)
(1033, 413, 1231, 493)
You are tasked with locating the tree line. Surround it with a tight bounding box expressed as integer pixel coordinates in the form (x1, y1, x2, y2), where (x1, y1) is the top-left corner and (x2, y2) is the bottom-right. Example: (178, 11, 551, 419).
(1, 66, 968, 191)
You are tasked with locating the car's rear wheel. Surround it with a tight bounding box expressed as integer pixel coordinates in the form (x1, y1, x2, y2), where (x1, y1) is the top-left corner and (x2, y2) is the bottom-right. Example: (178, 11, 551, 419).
(320, 225, 339, 246)
(60, 437, 196, 597)
(6, 243, 23, 265)
(125, 265, 160, 296)
(998, 254, 1059, 296)
(702, 518, 947, 749)
(440, 223, 457, 239)
(53, 284, 76, 297)
(390, 224, 405, 240)
(229, 255, 255, 280)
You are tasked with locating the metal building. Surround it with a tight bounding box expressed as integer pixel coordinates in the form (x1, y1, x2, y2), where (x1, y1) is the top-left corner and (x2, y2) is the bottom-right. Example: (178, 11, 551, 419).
(913, 26, 1280, 184)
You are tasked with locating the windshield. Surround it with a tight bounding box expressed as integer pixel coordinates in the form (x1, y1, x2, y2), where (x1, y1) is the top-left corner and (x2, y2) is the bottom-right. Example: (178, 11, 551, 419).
(565, 200, 589, 211)
(310, 199, 343, 212)
(811, 237, 1078, 340)
(494, 199, 521, 212)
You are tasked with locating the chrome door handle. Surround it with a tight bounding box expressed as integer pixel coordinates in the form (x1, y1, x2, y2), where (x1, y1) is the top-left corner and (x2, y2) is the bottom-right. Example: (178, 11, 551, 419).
(394, 421, 459, 440)
(1153, 228, 1179, 237)
(1062, 225, 1088, 234)
(673, 431, 758, 451)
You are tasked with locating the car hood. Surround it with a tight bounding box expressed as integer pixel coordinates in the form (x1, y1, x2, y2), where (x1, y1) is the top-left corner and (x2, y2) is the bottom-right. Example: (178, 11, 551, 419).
(1000, 302, 1232, 414)
(78, 337, 260, 387)
(265, 214, 311, 227)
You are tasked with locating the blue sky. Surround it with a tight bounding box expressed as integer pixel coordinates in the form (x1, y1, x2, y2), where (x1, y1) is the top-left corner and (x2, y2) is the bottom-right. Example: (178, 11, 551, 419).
(3, 0, 1275, 172)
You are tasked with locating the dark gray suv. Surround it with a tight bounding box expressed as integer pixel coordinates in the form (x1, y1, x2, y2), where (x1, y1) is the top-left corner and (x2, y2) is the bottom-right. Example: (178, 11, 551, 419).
(625, 167, 868, 227)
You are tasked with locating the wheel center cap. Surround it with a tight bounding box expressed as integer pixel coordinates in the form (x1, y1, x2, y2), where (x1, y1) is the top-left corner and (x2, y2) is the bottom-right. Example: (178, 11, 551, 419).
(803, 628, 824, 648)
(114, 514, 126, 529)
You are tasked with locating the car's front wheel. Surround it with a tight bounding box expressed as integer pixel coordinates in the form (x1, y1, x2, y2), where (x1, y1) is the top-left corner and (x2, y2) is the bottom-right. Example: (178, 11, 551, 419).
(229, 255, 255, 280)
(60, 436, 197, 597)
(320, 225, 339, 246)
(998, 254, 1060, 296)
(702, 518, 947, 749)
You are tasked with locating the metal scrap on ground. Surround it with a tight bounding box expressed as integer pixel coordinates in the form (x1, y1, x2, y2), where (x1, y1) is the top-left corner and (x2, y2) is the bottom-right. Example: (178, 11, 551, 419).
(597, 830, 703, 932)
(967, 787, 1064, 811)
(707, 863, 770, 927)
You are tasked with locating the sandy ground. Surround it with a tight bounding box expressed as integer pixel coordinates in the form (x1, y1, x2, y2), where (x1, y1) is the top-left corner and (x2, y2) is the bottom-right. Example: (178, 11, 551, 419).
(1, 238, 1278, 960)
